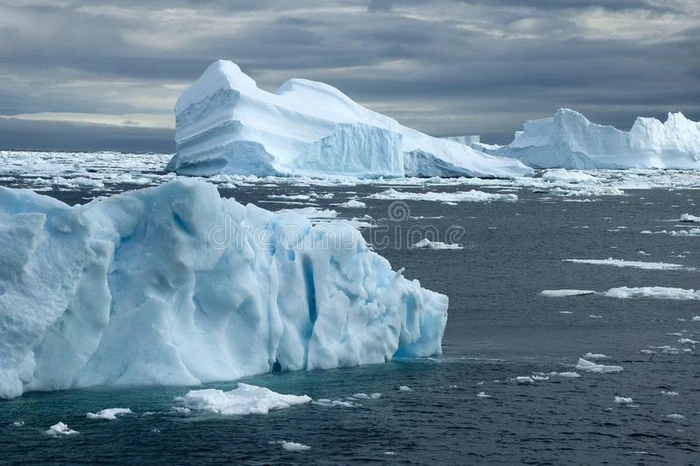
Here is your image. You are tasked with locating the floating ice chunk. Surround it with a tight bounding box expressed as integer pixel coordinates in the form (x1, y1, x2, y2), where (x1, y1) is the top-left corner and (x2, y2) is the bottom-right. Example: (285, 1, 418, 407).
(271, 440, 311, 452)
(679, 213, 700, 223)
(583, 353, 609, 360)
(664, 413, 686, 420)
(660, 390, 679, 396)
(589, 315, 603, 319)
(650, 346, 681, 354)
(540, 289, 595, 297)
(603, 287, 700, 301)
(11, 421, 24, 427)
(513, 376, 535, 384)
(541, 169, 598, 184)
(177, 384, 311, 415)
(86, 408, 133, 420)
(614, 396, 634, 404)
(312, 399, 360, 408)
(352, 392, 381, 400)
(693, 316, 700, 321)
(275, 206, 339, 219)
(559, 311, 573, 314)
(477, 391, 492, 398)
(575, 358, 623, 373)
(678, 338, 699, 345)
(551, 372, 581, 378)
(268, 194, 311, 201)
(338, 199, 366, 208)
(564, 258, 688, 270)
(412, 239, 463, 250)
(398, 385, 413, 392)
(45, 422, 79, 437)
(368, 188, 517, 203)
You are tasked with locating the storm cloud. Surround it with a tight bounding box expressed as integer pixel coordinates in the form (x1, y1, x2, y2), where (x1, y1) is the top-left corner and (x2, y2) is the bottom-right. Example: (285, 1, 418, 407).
(0, 0, 698, 151)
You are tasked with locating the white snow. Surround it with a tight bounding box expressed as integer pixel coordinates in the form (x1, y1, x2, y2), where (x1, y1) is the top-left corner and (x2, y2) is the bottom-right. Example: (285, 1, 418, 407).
(0, 179, 447, 399)
(564, 258, 688, 270)
(167, 60, 533, 179)
(178, 384, 311, 415)
(603, 287, 700, 301)
(575, 358, 623, 373)
(494, 108, 700, 169)
(86, 408, 133, 420)
(412, 239, 463, 250)
(540, 289, 595, 297)
(45, 422, 79, 436)
(368, 188, 517, 202)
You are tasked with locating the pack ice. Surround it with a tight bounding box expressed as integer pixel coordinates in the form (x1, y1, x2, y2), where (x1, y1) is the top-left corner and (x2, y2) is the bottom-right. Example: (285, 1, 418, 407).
(166, 60, 533, 179)
(493, 108, 700, 169)
(0, 180, 447, 399)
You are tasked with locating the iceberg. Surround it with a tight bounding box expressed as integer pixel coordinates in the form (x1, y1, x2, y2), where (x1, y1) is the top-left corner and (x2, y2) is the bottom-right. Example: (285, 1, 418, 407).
(166, 60, 533, 179)
(0, 179, 447, 399)
(494, 108, 700, 169)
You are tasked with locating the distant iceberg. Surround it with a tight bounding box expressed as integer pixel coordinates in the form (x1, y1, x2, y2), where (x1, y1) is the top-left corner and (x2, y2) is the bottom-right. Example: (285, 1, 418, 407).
(166, 60, 533, 179)
(0, 179, 447, 399)
(492, 108, 700, 169)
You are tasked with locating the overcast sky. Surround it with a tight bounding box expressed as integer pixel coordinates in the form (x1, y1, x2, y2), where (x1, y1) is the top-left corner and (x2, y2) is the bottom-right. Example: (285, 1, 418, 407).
(0, 0, 698, 152)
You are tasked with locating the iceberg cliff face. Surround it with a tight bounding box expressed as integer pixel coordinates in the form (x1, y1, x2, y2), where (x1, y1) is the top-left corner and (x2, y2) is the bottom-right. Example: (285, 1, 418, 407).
(0, 180, 448, 399)
(495, 108, 700, 169)
(167, 60, 533, 179)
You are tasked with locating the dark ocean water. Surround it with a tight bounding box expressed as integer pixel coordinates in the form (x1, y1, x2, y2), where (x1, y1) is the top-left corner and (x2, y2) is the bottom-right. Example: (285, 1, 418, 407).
(1, 180, 699, 465)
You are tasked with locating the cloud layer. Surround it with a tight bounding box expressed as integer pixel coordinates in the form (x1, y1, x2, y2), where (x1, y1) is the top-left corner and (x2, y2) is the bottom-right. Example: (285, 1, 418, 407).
(0, 0, 698, 151)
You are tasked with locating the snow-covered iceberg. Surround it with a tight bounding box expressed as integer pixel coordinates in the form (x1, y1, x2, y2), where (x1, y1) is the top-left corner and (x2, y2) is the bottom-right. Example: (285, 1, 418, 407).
(494, 108, 700, 169)
(0, 179, 447, 399)
(166, 60, 533, 179)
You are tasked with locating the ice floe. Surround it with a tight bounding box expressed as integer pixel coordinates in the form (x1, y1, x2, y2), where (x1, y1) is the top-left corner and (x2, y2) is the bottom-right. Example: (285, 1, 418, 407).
(176, 384, 312, 415)
(86, 408, 133, 420)
(412, 239, 463, 250)
(575, 358, 623, 373)
(540, 289, 596, 297)
(564, 258, 688, 271)
(603, 287, 700, 301)
(368, 188, 517, 203)
(45, 422, 79, 437)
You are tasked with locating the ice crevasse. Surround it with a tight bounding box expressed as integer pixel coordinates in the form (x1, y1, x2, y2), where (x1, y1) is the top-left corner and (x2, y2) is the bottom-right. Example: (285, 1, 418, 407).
(166, 60, 533, 179)
(0, 179, 448, 399)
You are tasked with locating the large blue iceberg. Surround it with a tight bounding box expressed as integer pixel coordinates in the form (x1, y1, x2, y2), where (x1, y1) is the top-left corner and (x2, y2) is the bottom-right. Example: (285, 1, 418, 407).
(0, 180, 448, 399)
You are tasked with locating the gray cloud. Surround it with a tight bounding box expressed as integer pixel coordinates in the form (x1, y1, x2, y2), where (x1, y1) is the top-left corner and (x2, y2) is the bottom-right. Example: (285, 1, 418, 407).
(0, 0, 697, 149)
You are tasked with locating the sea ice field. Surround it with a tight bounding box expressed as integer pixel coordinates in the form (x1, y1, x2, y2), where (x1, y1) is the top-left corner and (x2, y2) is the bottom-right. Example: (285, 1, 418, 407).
(1, 150, 699, 464)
